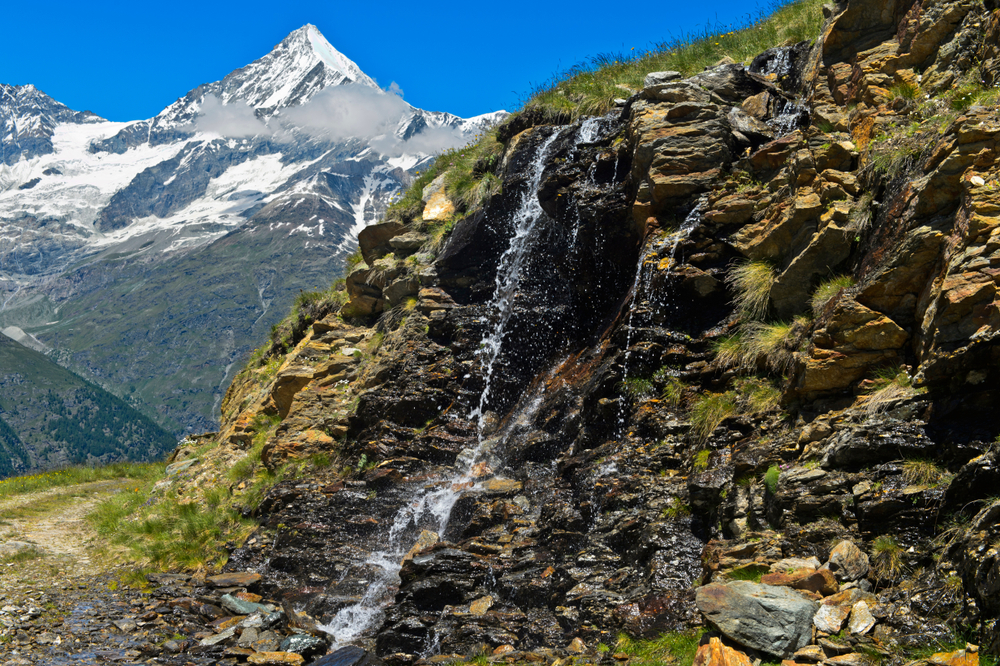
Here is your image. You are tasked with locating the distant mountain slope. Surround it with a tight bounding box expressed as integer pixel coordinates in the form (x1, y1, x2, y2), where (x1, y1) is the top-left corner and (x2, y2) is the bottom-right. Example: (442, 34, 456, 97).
(0, 333, 176, 476)
(0, 24, 506, 436)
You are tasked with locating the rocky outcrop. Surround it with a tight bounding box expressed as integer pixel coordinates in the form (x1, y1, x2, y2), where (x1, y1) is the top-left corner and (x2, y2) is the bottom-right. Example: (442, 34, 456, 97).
(140, 0, 1000, 663)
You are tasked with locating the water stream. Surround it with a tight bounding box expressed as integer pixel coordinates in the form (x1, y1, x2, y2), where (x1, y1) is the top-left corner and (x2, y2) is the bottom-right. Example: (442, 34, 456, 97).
(319, 126, 573, 646)
(615, 201, 704, 434)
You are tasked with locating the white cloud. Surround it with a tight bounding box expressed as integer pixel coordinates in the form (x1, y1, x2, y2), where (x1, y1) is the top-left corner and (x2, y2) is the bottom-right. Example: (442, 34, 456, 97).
(195, 97, 271, 137)
(280, 84, 409, 142)
(192, 85, 471, 157)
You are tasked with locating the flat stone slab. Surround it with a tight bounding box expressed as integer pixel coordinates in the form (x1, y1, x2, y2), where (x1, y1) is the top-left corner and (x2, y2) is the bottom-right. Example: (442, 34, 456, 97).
(207, 572, 261, 588)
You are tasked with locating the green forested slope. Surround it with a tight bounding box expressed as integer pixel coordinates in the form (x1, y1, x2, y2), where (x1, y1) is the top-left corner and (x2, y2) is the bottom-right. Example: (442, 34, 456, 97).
(0, 333, 176, 476)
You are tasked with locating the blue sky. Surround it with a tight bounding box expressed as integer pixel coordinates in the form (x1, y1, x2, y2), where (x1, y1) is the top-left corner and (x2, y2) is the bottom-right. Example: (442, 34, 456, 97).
(4, 1, 778, 121)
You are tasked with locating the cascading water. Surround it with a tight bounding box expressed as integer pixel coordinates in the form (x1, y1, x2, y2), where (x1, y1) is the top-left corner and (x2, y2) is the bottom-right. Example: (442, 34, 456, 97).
(615, 200, 704, 434)
(319, 127, 569, 647)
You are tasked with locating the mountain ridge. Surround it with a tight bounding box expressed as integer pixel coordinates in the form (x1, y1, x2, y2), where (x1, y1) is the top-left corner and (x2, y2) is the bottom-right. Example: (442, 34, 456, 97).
(0, 24, 506, 436)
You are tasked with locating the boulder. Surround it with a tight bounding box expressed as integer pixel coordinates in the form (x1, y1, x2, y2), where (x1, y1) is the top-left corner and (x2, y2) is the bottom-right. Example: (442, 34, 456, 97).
(644, 71, 682, 87)
(312, 646, 376, 666)
(422, 174, 456, 222)
(388, 231, 428, 254)
(696, 581, 819, 658)
(847, 601, 875, 635)
(825, 540, 869, 582)
(813, 603, 852, 633)
(760, 568, 838, 596)
(358, 221, 405, 265)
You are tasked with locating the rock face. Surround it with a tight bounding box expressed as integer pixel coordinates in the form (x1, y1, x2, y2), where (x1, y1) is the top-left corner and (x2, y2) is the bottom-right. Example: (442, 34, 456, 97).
(133, 0, 1000, 662)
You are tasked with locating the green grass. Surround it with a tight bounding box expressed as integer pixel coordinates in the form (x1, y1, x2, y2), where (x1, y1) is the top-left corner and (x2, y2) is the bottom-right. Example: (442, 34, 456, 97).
(726, 563, 769, 582)
(0, 463, 162, 500)
(811, 275, 855, 315)
(693, 449, 712, 472)
(614, 629, 705, 666)
(764, 464, 780, 494)
(89, 477, 256, 572)
(689, 392, 738, 443)
(712, 333, 747, 370)
(734, 376, 782, 414)
(621, 377, 655, 400)
(741, 320, 795, 372)
(384, 127, 504, 227)
(662, 497, 691, 519)
(521, 0, 825, 119)
(890, 81, 921, 101)
(870, 535, 906, 581)
(727, 260, 776, 321)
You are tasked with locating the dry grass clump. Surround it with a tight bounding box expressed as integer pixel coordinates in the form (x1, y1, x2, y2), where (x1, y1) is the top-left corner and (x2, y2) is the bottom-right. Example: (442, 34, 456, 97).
(727, 260, 776, 321)
(860, 366, 921, 417)
(901, 459, 949, 487)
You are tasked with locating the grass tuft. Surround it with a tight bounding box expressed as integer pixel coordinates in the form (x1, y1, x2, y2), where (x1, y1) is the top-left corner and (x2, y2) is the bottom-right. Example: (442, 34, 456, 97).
(860, 366, 921, 417)
(870, 535, 906, 581)
(901, 459, 949, 487)
(811, 275, 855, 315)
(727, 260, 776, 321)
(614, 629, 705, 666)
(689, 392, 738, 443)
(741, 320, 795, 372)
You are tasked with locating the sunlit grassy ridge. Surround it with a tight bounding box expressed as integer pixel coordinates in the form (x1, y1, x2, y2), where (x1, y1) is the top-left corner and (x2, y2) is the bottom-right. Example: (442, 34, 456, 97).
(522, 0, 825, 120)
(381, 0, 825, 230)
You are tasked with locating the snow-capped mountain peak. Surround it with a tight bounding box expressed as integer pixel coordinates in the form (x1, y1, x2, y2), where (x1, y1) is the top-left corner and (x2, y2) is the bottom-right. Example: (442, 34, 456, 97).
(298, 24, 378, 89)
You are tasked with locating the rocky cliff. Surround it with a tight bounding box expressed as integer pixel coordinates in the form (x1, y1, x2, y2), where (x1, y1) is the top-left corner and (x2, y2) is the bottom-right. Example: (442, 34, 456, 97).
(144, 0, 1000, 664)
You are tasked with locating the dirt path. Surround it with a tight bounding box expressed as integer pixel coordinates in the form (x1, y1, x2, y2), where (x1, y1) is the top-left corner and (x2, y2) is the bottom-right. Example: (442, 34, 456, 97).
(0, 480, 126, 580)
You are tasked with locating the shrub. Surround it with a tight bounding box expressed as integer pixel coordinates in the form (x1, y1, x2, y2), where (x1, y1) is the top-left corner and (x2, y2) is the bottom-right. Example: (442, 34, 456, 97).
(811, 275, 855, 314)
(727, 260, 776, 321)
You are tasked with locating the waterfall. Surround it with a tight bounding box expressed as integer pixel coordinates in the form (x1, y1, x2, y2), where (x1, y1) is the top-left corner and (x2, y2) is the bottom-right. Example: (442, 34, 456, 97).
(616, 201, 704, 433)
(319, 126, 570, 646)
(471, 128, 565, 434)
